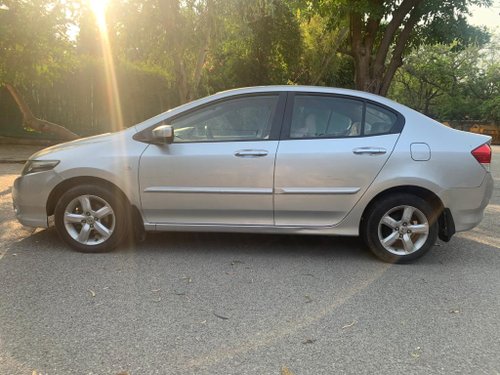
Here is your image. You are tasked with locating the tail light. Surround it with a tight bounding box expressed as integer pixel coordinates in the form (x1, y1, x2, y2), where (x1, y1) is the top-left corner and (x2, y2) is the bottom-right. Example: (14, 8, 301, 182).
(471, 143, 491, 171)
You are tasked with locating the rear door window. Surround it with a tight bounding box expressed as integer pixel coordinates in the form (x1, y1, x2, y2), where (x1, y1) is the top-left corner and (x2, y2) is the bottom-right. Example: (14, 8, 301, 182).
(287, 94, 402, 138)
(290, 96, 364, 138)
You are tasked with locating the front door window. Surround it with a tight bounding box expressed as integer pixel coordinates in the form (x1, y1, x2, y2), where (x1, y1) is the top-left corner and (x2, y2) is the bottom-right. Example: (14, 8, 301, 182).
(170, 96, 279, 142)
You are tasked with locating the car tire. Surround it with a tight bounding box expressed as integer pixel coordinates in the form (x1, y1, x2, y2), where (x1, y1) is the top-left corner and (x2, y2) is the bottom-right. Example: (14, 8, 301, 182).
(54, 184, 129, 252)
(361, 193, 439, 263)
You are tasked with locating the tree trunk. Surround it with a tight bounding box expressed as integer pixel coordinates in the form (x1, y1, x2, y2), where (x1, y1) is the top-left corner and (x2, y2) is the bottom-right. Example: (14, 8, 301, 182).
(174, 58, 190, 104)
(348, 0, 423, 96)
(372, 0, 422, 84)
(5, 84, 79, 140)
(378, 8, 421, 96)
(189, 0, 213, 101)
(350, 12, 364, 90)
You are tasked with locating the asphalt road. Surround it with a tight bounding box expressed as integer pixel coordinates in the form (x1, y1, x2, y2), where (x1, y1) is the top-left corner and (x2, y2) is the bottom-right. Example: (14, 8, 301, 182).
(1, 148, 499, 375)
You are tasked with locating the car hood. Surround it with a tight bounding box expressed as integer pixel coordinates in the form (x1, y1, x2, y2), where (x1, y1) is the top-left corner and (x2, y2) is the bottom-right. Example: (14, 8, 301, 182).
(29, 131, 134, 160)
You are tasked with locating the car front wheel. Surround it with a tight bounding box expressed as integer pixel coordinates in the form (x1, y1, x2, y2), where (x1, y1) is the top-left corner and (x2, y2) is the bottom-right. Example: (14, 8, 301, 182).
(362, 193, 439, 263)
(54, 184, 128, 252)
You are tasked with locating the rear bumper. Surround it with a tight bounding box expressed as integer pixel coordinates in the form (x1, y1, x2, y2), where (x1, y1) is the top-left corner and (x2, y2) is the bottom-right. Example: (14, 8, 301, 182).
(442, 173, 494, 232)
(12, 170, 62, 228)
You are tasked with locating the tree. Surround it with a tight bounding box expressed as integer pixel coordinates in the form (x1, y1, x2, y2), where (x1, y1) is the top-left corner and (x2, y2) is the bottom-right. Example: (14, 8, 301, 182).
(315, 0, 491, 96)
(110, 0, 222, 104)
(209, 0, 303, 88)
(469, 36, 500, 122)
(0, 0, 78, 139)
(389, 41, 500, 121)
(111, 0, 304, 102)
(294, 11, 351, 86)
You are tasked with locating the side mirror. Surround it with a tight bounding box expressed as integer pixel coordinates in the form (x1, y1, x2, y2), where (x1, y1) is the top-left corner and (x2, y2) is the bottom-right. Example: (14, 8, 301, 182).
(152, 125, 174, 144)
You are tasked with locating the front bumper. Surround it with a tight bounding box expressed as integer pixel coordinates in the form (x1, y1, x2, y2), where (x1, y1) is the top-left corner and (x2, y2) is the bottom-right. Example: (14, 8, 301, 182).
(442, 172, 494, 233)
(12, 170, 63, 228)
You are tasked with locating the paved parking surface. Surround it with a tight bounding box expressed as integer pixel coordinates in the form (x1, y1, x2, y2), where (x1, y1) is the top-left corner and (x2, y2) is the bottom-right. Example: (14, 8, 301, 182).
(0, 147, 499, 375)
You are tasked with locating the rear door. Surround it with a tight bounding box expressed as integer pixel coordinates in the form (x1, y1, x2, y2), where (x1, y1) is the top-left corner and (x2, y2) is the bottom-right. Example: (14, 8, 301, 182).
(274, 93, 403, 226)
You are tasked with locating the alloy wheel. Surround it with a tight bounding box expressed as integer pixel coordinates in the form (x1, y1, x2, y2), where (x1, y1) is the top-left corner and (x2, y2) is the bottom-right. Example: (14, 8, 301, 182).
(63, 194, 116, 245)
(377, 205, 429, 256)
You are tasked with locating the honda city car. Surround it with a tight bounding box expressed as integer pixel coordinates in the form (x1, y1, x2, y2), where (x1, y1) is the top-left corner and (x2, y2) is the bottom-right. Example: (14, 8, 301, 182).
(12, 86, 494, 262)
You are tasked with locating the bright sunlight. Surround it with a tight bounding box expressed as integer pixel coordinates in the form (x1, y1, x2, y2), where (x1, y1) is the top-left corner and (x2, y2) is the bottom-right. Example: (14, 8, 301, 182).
(89, 0, 109, 29)
(88, 0, 124, 133)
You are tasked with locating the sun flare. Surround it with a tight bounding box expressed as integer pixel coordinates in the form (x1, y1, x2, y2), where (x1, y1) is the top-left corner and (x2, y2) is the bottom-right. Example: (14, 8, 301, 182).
(87, 0, 124, 134)
(89, 0, 109, 29)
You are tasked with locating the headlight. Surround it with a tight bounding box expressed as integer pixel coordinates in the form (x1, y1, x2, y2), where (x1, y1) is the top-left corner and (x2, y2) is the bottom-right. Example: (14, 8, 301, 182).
(22, 160, 60, 175)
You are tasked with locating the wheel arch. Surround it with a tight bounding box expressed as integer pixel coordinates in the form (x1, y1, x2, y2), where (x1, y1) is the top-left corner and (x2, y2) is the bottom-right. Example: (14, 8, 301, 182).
(359, 185, 443, 263)
(46, 176, 145, 235)
(360, 185, 445, 231)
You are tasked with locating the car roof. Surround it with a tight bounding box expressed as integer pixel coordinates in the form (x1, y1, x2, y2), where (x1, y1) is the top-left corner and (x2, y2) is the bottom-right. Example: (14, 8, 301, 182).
(134, 85, 409, 131)
(218, 85, 393, 102)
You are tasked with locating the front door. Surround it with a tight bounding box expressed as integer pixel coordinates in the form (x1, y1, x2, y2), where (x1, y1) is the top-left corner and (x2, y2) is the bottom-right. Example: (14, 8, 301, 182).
(139, 94, 282, 225)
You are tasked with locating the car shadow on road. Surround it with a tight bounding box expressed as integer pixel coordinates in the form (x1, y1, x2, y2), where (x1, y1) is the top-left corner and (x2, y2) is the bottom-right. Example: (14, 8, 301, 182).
(6, 227, 374, 262)
(5, 226, 500, 268)
(141, 230, 373, 260)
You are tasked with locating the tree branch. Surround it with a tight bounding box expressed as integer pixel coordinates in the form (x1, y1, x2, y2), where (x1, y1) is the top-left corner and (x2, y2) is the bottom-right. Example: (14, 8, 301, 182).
(380, 7, 421, 96)
(404, 66, 449, 93)
(428, 88, 443, 100)
(5, 84, 79, 140)
(372, 0, 423, 79)
(363, 0, 384, 55)
(5, 84, 36, 122)
(189, 0, 213, 101)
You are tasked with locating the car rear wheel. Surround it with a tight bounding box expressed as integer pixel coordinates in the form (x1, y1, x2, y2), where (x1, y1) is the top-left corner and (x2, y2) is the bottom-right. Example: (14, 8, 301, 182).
(54, 184, 128, 252)
(362, 193, 439, 263)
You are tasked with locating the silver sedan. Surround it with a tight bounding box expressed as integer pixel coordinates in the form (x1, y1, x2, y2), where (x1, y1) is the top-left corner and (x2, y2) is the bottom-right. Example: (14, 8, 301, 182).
(12, 86, 494, 262)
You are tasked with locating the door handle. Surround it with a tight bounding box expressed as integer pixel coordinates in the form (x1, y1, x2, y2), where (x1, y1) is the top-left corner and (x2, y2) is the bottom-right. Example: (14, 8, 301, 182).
(352, 147, 387, 155)
(234, 150, 268, 158)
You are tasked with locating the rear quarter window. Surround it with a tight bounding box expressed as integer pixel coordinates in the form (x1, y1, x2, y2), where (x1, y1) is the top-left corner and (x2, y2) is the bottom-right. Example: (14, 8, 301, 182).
(365, 103, 398, 136)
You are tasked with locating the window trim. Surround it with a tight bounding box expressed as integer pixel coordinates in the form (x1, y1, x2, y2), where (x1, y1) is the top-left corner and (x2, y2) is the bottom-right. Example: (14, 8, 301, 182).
(133, 92, 287, 144)
(280, 92, 405, 141)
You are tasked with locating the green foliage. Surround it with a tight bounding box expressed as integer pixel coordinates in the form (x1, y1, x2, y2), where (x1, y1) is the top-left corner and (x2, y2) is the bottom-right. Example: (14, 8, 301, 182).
(0, 0, 498, 138)
(108, 0, 231, 103)
(294, 12, 353, 87)
(2, 56, 173, 136)
(309, 0, 491, 94)
(415, 0, 491, 47)
(0, 0, 74, 86)
(389, 40, 500, 121)
(208, 0, 303, 88)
